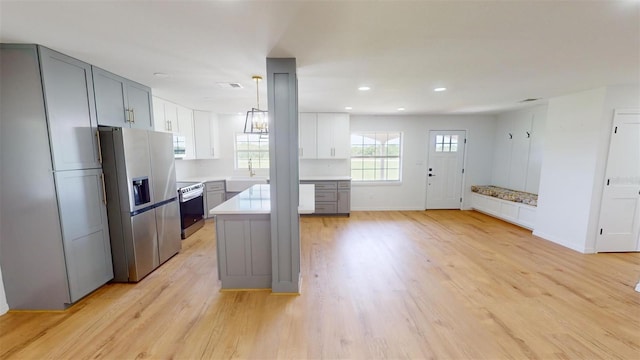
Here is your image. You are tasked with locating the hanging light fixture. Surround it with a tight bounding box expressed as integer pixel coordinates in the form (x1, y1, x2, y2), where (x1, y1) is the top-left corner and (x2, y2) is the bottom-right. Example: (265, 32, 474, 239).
(244, 75, 268, 134)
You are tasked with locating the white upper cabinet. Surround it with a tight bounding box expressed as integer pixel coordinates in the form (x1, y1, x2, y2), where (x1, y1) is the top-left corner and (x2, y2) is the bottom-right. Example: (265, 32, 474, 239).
(299, 112, 350, 159)
(177, 105, 195, 159)
(194, 110, 220, 159)
(317, 113, 350, 159)
(93, 67, 153, 130)
(299, 113, 317, 159)
(152, 97, 167, 132)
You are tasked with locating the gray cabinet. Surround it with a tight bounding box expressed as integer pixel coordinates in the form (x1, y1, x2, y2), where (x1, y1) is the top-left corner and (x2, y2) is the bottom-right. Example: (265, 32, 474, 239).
(301, 179, 351, 215)
(337, 181, 351, 214)
(54, 169, 113, 302)
(215, 214, 272, 289)
(0, 44, 113, 309)
(39, 47, 100, 170)
(93, 67, 154, 130)
(205, 181, 226, 218)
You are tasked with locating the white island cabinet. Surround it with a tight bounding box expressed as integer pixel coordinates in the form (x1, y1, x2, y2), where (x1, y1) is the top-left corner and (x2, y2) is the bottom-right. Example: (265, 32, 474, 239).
(209, 184, 314, 289)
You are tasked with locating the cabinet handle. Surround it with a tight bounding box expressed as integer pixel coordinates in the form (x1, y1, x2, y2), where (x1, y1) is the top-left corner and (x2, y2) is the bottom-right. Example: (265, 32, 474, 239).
(125, 109, 130, 123)
(131, 109, 135, 123)
(96, 130, 103, 164)
(100, 173, 107, 205)
(526, 131, 530, 138)
(508, 133, 513, 139)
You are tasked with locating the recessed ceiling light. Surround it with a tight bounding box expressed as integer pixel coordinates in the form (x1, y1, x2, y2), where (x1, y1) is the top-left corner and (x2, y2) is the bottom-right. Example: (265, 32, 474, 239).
(345, 106, 353, 110)
(358, 86, 371, 91)
(397, 107, 405, 111)
(434, 87, 447, 92)
(153, 72, 169, 78)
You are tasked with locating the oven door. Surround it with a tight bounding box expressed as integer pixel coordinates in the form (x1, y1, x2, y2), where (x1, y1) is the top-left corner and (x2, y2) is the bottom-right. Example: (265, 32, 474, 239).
(179, 195, 204, 230)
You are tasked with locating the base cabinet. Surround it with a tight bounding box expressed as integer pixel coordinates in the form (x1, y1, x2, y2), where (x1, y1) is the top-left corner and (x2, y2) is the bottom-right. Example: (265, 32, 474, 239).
(301, 180, 351, 215)
(205, 181, 226, 218)
(471, 193, 536, 230)
(215, 214, 272, 289)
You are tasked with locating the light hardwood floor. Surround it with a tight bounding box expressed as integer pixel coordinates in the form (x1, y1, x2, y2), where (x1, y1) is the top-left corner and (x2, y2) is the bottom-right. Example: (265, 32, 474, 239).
(1, 210, 639, 359)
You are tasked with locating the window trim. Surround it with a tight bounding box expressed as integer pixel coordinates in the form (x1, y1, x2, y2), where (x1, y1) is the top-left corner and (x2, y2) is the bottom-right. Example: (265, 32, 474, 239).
(350, 131, 403, 183)
(234, 132, 270, 170)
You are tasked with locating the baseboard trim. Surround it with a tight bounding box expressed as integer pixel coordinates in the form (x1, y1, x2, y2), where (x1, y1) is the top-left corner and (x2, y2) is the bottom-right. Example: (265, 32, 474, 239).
(532, 230, 586, 253)
(0, 302, 9, 316)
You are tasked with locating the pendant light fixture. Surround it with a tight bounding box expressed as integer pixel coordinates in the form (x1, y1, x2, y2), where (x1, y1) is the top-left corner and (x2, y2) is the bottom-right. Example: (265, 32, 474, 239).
(244, 75, 268, 134)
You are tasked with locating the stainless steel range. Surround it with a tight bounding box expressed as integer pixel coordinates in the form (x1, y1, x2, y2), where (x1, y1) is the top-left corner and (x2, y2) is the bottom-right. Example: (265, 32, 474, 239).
(178, 183, 205, 239)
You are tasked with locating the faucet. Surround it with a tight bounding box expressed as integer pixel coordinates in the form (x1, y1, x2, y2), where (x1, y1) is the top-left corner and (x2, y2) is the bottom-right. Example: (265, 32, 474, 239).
(248, 158, 256, 177)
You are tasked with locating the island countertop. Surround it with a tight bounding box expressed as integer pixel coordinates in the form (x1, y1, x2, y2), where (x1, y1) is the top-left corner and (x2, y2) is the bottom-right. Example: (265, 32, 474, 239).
(209, 184, 315, 215)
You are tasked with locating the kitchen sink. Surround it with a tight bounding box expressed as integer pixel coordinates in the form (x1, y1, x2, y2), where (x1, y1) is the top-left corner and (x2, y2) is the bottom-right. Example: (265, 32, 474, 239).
(225, 176, 268, 192)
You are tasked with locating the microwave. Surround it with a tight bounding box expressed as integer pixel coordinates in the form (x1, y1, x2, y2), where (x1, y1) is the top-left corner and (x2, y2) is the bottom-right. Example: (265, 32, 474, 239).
(173, 135, 186, 158)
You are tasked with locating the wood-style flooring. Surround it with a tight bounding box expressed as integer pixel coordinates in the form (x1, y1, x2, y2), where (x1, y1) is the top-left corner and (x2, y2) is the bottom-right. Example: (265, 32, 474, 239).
(1, 210, 639, 359)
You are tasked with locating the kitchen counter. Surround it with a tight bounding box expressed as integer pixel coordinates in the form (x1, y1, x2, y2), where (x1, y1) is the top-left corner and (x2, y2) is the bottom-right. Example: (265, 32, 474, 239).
(176, 176, 227, 183)
(299, 175, 352, 181)
(209, 184, 315, 215)
(211, 183, 314, 290)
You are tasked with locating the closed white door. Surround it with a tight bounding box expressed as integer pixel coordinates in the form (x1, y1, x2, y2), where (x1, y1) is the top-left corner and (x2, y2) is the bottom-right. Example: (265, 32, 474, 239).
(426, 130, 466, 209)
(597, 109, 640, 252)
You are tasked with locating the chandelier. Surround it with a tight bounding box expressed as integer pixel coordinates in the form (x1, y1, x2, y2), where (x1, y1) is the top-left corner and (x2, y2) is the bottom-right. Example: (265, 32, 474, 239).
(244, 75, 268, 134)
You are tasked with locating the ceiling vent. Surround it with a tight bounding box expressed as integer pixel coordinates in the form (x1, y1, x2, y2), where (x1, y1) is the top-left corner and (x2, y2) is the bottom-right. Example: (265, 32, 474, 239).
(519, 98, 540, 103)
(217, 82, 243, 89)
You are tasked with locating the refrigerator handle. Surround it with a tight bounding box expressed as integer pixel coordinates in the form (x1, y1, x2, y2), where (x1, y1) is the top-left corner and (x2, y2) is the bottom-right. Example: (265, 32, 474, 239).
(96, 130, 103, 164)
(100, 173, 107, 205)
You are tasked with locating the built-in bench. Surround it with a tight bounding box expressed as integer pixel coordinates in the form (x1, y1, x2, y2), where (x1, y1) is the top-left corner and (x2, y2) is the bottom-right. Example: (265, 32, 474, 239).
(470, 185, 537, 230)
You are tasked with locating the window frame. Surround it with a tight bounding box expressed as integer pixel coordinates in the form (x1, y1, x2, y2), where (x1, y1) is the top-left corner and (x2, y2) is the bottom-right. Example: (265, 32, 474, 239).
(234, 132, 270, 170)
(350, 131, 403, 183)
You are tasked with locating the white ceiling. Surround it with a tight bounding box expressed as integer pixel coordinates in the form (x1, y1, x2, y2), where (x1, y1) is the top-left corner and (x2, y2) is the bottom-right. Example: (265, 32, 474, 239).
(1, 1, 638, 115)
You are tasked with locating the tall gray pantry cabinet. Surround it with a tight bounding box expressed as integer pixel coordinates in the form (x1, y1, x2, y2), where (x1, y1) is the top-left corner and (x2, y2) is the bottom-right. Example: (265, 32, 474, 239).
(0, 45, 113, 309)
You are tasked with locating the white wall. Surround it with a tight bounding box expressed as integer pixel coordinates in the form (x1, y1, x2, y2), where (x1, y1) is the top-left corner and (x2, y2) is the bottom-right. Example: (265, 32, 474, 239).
(491, 105, 547, 194)
(350, 114, 496, 211)
(175, 114, 270, 180)
(585, 84, 640, 252)
(534, 84, 640, 253)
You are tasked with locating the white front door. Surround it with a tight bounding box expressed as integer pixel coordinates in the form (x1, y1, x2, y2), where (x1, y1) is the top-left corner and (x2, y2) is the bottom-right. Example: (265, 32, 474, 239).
(426, 130, 466, 209)
(596, 109, 640, 252)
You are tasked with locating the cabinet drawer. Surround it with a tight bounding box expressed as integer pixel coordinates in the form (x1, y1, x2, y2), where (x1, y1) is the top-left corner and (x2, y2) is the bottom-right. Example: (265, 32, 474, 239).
(315, 203, 337, 214)
(337, 181, 351, 189)
(206, 181, 225, 192)
(315, 191, 337, 202)
(314, 182, 337, 190)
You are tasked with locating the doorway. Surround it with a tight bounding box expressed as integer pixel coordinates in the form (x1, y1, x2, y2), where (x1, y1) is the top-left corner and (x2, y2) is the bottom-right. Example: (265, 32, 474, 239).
(426, 130, 466, 209)
(596, 109, 640, 252)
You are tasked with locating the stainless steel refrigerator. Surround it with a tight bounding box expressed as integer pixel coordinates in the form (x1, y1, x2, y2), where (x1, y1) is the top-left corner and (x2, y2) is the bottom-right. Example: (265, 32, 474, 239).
(99, 127, 181, 282)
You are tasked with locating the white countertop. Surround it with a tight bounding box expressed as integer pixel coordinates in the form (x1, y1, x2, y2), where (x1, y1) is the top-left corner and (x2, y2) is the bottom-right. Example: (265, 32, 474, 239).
(176, 176, 227, 183)
(179, 175, 351, 183)
(300, 176, 352, 181)
(209, 184, 315, 215)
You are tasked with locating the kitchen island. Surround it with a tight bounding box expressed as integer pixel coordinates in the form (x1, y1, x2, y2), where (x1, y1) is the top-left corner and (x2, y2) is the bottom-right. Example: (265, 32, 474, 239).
(209, 184, 314, 289)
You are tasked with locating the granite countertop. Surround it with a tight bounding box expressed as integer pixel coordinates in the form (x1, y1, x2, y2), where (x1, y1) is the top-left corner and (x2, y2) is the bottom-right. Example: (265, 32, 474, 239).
(209, 184, 315, 215)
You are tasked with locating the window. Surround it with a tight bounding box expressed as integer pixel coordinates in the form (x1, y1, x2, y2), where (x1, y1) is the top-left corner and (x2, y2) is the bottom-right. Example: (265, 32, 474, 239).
(350, 132, 402, 182)
(434, 135, 459, 152)
(235, 133, 269, 169)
